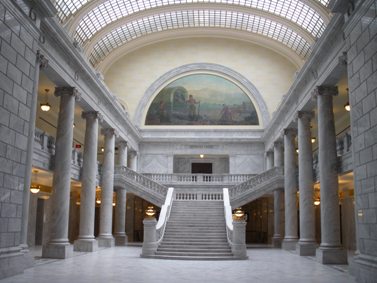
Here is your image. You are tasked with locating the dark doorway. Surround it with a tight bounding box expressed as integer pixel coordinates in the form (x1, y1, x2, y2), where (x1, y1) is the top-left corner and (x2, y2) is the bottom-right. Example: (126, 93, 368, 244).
(191, 163, 212, 174)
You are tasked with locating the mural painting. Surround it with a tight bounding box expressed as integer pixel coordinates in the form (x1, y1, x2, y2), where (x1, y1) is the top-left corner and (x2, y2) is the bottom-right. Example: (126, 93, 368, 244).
(145, 74, 259, 125)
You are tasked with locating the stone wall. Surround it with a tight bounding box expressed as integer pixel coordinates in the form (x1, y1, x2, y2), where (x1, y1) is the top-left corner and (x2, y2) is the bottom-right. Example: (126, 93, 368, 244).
(345, 0, 377, 281)
(0, 0, 38, 278)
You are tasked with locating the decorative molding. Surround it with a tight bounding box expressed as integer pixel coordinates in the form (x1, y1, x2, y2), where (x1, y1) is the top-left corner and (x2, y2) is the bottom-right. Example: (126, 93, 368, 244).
(81, 110, 103, 122)
(134, 63, 270, 128)
(313, 85, 338, 97)
(101, 128, 118, 138)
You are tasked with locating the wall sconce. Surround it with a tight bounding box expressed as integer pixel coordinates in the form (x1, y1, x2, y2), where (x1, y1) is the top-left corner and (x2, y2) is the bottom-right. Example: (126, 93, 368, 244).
(96, 198, 101, 204)
(40, 88, 51, 112)
(344, 102, 351, 112)
(296, 148, 299, 153)
(101, 147, 104, 152)
(30, 184, 40, 194)
(311, 137, 316, 143)
(112, 202, 116, 207)
(200, 154, 204, 158)
(232, 207, 245, 221)
(314, 199, 320, 206)
(145, 205, 156, 218)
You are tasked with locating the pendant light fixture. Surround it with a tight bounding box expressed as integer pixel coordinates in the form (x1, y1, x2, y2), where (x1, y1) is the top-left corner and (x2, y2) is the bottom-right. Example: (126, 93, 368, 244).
(40, 88, 51, 112)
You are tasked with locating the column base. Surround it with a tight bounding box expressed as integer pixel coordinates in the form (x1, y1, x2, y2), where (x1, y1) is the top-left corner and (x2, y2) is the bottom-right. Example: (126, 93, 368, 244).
(115, 234, 128, 246)
(316, 246, 348, 264)
(351, 253, 377, 283)
(20, 244, 35, 268)
(231, 243, 248, 259)
(74, 238, 98, 252)
(272, 236, 282, 248)
(282, 238, 298, 250)
(42, 243, 73, 259)
(97, 236, 115, 248)
(296, 241, 317, 256)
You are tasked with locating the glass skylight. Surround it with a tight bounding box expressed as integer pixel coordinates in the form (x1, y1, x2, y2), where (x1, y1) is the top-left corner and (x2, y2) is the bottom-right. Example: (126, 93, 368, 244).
(89, 10, 312, 66)
(73, 0, 327, 46)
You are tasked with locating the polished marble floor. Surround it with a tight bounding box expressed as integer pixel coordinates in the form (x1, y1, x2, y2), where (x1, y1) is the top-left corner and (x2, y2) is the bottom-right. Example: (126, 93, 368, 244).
(1, 247, 356, 283)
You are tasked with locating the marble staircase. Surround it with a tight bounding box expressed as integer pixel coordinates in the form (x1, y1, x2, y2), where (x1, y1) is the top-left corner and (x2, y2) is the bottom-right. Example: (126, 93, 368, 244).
(154, 200, 235, 260)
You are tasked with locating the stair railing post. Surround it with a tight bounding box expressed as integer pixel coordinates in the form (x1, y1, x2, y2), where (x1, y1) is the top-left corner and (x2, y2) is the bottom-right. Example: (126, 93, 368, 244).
(232, 218, 248, 259)
(141, 218, 158, 257)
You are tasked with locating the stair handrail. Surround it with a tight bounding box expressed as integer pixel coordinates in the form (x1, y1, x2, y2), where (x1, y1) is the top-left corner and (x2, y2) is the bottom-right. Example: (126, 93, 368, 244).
(156, 187, 174, 243)
(223, 188, 234, 245)
(229, 167, 284, 199)
(114, 165, 168, 206)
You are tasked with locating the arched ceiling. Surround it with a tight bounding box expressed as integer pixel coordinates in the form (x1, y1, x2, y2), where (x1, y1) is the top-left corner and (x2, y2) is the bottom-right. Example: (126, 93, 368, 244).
(53, 0, 331, 69)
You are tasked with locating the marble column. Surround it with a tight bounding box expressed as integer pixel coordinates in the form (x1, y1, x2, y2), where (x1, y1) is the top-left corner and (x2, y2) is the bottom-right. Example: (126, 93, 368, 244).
(296, 111, 316, 255)
(114, 188, 128, 246)
(118, 141, 128, 167)
(129, 150, 138, 171)
(315, 86, 347, 264)
(42, 87, 79, 259)
(265, 150, 274, 170)
(98, 128, 116, 247)
(274, 141, 284, 167)
(272, 140, 284, 248)
(74, 111, 101, 252)
(282, 128, 298, 250)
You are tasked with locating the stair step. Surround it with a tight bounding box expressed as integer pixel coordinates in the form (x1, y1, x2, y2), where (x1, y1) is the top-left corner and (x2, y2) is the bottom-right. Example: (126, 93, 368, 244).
(157, 248, 231, 253)
(149, 255, 237, 260)
(155, 251, 233, 256)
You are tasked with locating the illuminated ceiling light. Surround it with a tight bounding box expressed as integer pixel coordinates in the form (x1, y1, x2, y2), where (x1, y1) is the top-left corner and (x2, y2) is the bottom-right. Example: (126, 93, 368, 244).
(311, 137, 316, 143)
(101, 147, 104, 152)
(30, 184, 40, 194)
(296, 148, 299, 153)
(112, 202, 116, 207)
(96, 199, 101, 204)
(314, 200, 320, 206)
(344, 102, 351, 112)
(40, 88, 51, 112)
(200, 154, 204, 158)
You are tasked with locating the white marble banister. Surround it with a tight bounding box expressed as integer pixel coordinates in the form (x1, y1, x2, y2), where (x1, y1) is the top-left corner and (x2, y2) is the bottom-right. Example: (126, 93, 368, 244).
(223, 188, 234, 244)
(156, 187, 174, 243)
(143, 173, 255, 185)
(229, 167, 284, 208)
(114, 166, 168, 207)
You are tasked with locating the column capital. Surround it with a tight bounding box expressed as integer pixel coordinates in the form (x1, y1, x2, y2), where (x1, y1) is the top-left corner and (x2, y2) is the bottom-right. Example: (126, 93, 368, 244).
(55, 86, 81, 101)
(117, 140, 128, 148)
(274, 140, 283, 147)
(37, 50, 48, 69)
(297, 111, 314, 121)
(101, 128, 118, 138)
(82, 111, 103, 122)
(129, 150, 137, 158)
(283, 128, 297, 136)
(313, 85, 338, 97)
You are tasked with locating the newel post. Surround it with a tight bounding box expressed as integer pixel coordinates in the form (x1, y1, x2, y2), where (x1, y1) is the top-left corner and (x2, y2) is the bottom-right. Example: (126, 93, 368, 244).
(231, 208, 248, 259)
(141, 207, 158, 257)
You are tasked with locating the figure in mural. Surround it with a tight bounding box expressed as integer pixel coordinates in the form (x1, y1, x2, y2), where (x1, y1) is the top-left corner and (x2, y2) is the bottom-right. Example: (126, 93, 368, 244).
(145, 74, 259, 126)
(219, 104, 233, 123)
(186, 94, 200, 121)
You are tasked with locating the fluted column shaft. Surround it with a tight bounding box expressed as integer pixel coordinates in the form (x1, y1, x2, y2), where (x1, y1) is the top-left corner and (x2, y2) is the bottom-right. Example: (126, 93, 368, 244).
(315, 86, 347, 264)
(118, 141, 128, 167)
(74, 111, 101, 252)
(42, 87, 79, 258)
(98, 128, 116, 247)
(282, 128, 298, 250)
(297, 111, 316, 255)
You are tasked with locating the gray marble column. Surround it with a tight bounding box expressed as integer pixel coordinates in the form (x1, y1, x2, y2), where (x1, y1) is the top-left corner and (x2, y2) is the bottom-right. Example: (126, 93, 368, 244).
(282, 128, 298, 250)
(114, 188, 128, 246)
(296, 111, 316, 255)
(74, 111, 101, 252)
(274, 141, 284, 168)
(272, 140, 284, 248)
(129, 150, 138, 171)
(118, 141, 128, 167)
(98, 128, 116, 247)
(265, 150, 274, 170)
(42, 87, 79, 259)
(315, 86, 347, 264)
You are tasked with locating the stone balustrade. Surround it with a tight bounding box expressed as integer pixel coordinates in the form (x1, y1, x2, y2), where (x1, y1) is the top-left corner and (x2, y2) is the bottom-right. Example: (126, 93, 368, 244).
(114, 166, 168, 207)
(175, 192, 223, 201)
(143, 173, 255, 185)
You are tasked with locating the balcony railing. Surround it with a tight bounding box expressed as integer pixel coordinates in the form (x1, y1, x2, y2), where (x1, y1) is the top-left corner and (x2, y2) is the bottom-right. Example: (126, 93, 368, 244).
(143, 173, 255, 185)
